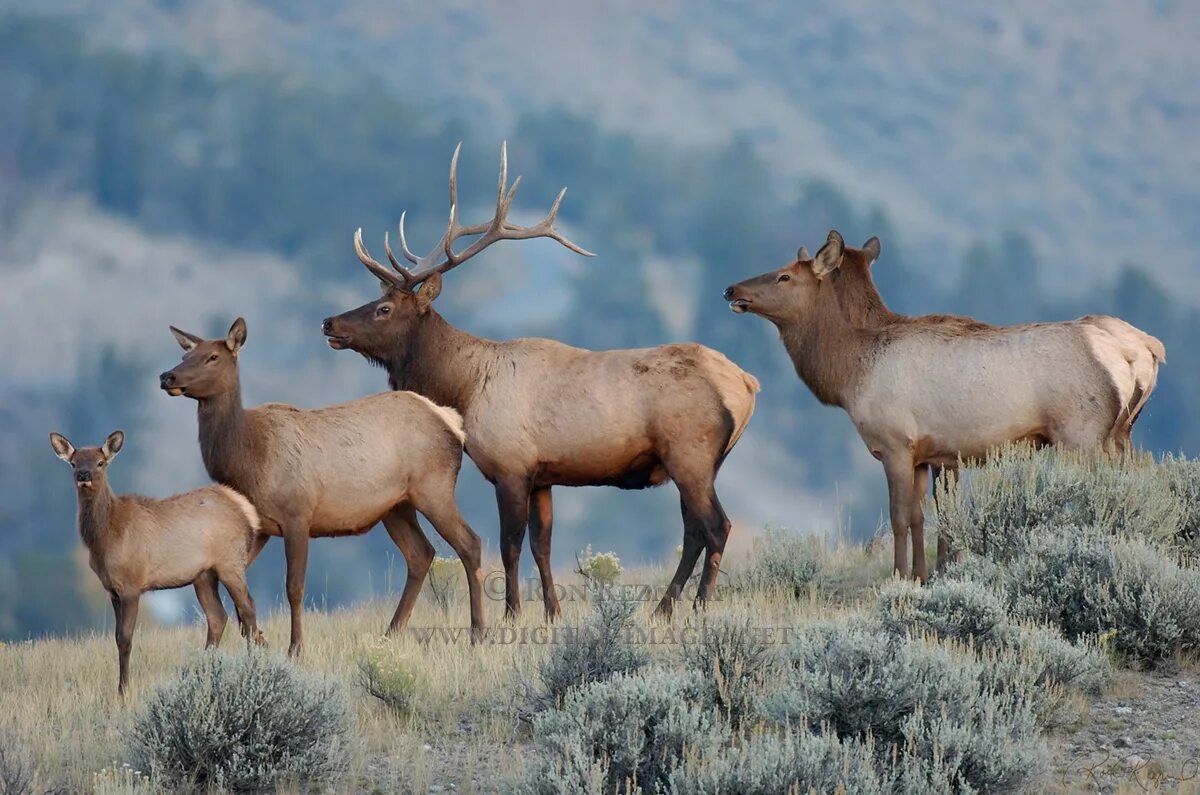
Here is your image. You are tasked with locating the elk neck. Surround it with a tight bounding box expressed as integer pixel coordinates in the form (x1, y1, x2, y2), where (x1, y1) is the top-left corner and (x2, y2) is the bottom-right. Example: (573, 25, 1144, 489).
(386, 311, 496, 414)
(195, 372, 250, 486)
(775, 280, 877, 408)
(76, 478, 116, 552)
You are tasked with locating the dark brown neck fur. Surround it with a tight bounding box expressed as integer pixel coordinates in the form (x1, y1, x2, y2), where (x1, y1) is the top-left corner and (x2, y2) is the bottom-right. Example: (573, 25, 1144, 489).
(384, 311, 497, 414)
(196, 374, 250, 487)
(774, 280, 878, 407)
(76, 481, 116, 552)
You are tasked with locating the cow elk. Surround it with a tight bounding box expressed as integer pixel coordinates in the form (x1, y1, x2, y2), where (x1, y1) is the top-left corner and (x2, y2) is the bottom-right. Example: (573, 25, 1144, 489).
(322, 143, 760, 618)
(724, 230, 1165, 581)
(159, 317, 484, 655)
(49, 430, 263, 696)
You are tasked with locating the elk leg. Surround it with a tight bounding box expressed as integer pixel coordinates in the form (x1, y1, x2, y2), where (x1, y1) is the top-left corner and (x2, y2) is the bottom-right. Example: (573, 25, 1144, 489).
(655, 494, 707, 618)
(115, 593, 140, 698)
(416, 498, 486, 642)
(910, 465, 930, 583)
(528, 487, 561, 620)
(216, 566, 264, 646)
(193, 570, 228, 648)
(282, 528, 309, 657)
(381, 504, 435, 636)
(882, 455, 915, 580)
(496, 480, 531, 620)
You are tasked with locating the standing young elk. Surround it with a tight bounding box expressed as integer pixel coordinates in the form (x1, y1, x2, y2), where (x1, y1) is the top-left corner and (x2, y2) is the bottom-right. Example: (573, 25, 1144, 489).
(820, 236, 1166, 568)
(159, 317, 484, 655)
(49, 430, 263, 696)
(322, 144, 759, 618)
(725, 230, 1165, 581)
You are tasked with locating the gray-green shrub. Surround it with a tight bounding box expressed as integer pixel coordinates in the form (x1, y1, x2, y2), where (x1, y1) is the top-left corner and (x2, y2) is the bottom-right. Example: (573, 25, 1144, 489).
(766, 621, 1046, 793)
(678, 616, 782, 729)
(934, 445, 1189, 559)
(520, 669, 724, 794)
(947, 527, 1200, 666)
(130, 650, 349, 793)
(732, 528, 822, 599)
(533, 591, 650, 710)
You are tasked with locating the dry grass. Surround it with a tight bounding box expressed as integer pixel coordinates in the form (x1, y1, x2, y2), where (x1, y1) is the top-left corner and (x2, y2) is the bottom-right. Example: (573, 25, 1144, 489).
(0, 549, 875, 793)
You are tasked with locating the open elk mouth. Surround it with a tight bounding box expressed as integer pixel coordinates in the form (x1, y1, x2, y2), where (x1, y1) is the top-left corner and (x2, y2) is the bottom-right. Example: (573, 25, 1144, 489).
(164, 386, 184, 397)
(729, 298, 751, 313)
(325, 335, 350, 350)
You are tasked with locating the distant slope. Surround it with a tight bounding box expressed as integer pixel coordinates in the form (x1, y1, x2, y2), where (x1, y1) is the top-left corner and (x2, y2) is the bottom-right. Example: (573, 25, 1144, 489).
(19, 0, 1200, 296)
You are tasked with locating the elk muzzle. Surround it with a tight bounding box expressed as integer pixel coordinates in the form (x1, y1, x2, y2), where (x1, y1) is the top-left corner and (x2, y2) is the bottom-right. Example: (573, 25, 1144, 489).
(724, 284, 751, 313)
(159, 371, 185, 397)
(321, 316, 350, 349)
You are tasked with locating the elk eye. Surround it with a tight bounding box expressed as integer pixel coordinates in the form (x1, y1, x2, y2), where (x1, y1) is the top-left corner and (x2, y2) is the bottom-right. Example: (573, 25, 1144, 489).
(97, 461, 105, 468)
(377, 305, 391, 316)
(207, 354, 219, 363)
(778, 273, 791, 283)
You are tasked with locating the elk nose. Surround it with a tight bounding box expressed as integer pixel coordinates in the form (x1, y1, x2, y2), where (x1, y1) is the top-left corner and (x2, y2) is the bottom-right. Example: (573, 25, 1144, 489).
(723, 286, 735, 300)
(159, 371, 176, 388)
(75, 470, 90, 482)
(321, 317, 333, 334)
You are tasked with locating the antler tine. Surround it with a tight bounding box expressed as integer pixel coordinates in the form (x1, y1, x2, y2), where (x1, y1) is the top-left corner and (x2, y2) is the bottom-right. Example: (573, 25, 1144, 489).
(354, 228, 409, 288)
(383, 230, 418, 283)
(386, 142, 596, 285)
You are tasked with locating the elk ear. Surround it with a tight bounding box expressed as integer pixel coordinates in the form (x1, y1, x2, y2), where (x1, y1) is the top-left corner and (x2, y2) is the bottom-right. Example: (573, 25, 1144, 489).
(169, 326, 203, 352)
(797, 245, 810, 261)
(862, 236, 881, 265)
(49, 432, 75, 463)
(102, 430, 124, 460)
(226, 317, 248, 353)
(415, 273, 442, 314)
(810, 230, 846, 277)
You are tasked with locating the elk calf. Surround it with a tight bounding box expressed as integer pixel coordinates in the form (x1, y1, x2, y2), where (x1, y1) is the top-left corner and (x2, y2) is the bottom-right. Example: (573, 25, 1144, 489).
(49, 430, 263, 696)
(160, 317, 484, 656)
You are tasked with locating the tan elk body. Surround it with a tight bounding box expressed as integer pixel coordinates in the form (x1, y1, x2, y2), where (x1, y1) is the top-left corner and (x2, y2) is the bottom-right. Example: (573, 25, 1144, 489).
(725, 231, 1165, 581)
(159, 318, 484, 655)
(49, 430, 262, 695)
(323, 144, 759, 617)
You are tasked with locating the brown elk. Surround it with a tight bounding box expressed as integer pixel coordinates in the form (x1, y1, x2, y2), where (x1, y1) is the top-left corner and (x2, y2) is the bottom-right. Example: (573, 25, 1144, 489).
(724, 230, 1166, 581)
(322, 144, 759, 618)
(820, 236, 1166, 568)
(159, 317, 484, 655)
(49, 430, 263, 696)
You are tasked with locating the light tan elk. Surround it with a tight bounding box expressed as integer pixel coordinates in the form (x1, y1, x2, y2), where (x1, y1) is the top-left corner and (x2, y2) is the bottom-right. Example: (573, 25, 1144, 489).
(725, 230, 1165, 581)
(820, 236, 1166, 568)
(322, 144, 759, 618)
(159, 317, 483, 655)
(49, 430, 263, 696)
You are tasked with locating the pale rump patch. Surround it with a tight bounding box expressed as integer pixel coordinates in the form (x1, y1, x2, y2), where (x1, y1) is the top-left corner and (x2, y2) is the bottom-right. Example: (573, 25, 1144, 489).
(405, 392, 466, 444)
(214, 485, 261, 533)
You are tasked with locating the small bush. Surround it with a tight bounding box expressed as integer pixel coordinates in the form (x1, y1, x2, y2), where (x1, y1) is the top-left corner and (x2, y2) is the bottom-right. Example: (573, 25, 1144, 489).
(532, 591, 650, 710)
(577, 545, 623, 585)
(424, 555, 462, 615)
(663, 730, 891, 795)
(732, 528, 822, 599)
(357, 648, 419, 713)
(948, 527, 1200, 667)
(934, 445, 1188, 559)
(766, 621, 1046, 793)
(521, 669, 723, 794)
(130, 650, 349, 793)
(678, 616, 783, 729)
(0, 733, 33, 795)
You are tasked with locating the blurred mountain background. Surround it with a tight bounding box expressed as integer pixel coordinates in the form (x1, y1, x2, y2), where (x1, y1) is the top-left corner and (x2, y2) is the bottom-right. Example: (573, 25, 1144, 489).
(2, 1, 1197, 638)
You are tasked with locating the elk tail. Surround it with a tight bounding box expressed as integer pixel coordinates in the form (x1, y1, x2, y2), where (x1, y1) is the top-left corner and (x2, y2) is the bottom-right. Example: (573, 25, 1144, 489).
(216, 485, 261, 534)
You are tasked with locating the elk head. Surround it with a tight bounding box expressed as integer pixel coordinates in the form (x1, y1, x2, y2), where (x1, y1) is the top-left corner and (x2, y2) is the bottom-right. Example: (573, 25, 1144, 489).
(724, 231, 847, 323)
(50, 430, 124, 490)
(323, 143, 593, 363)
(159, 318, 247, 399)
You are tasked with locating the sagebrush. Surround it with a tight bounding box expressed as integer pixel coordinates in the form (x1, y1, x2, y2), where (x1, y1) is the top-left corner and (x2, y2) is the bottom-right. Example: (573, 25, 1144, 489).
(130, 650, 349, 792)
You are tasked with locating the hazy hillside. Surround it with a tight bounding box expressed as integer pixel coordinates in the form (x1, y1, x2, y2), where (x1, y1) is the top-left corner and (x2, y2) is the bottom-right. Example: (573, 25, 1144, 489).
(1, 3, 1197, 638)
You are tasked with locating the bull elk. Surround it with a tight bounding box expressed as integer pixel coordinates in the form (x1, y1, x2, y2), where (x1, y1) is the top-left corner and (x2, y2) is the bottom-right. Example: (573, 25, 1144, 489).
(322, 144, 759, 618)
(49, 430, 263, 696)
(159, 317, 484, 655)
(725, 230, 1165, 581)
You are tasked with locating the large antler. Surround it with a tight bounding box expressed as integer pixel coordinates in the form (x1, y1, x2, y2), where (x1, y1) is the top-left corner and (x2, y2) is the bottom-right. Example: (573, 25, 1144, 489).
(360, 142, 594, 290)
